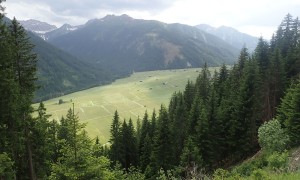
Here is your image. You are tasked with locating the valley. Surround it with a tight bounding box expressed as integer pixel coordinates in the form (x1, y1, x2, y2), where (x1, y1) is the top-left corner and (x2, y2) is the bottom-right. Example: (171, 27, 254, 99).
(2, 1, 300, 177)
(35, 67, 213, 143)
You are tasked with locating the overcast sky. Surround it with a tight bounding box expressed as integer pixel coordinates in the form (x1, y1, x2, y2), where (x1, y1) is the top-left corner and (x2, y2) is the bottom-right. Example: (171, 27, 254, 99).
(3, 0, 300, 39)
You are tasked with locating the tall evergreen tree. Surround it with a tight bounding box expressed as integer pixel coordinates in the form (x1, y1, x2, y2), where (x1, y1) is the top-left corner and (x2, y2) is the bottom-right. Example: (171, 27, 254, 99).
(138, 111, 152, 171)
(234, 60, 260, 156)
(170, 92, 188, 166)
(255, 37, 270, 73)
(195, 62, 211, 102)
(183, 80, 195, 111)
(51, 110, 115, 179)
(268, 49, 286, 117)
(150, 105, 173, 175)
(32, 102, 52, 178)
(0, 17, 38, 179)
(180, 136, 203, 176)
(119, 119, 138, 170)
(109, 111, 121, 166)
(277, 79, 300, 147)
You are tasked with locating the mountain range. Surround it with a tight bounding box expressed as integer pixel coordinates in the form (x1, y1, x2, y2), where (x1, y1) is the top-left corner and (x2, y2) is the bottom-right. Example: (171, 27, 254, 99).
(48, 15, 239, 73)
(13, 15, 259, 101)
(196, 24, 258, 52)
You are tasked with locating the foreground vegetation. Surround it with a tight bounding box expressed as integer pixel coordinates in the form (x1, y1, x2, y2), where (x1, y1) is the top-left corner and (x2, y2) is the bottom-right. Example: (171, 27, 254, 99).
(1, 0, 300, 178)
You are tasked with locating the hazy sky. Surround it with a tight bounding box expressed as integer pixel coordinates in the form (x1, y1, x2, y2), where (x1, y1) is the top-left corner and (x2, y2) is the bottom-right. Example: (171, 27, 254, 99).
(3, 0, 300, 39)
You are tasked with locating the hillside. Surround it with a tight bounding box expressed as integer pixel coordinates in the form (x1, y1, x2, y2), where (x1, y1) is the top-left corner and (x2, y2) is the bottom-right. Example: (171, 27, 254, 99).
(3, 17, 114, 101)
(215, 147, 300, 179)
(196, 24, 258, 52)
(28, 32, 113, 101)
(48, 15, 239, 75)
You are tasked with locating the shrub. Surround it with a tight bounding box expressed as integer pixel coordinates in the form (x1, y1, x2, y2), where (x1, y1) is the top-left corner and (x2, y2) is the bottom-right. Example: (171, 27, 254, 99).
(258, 119, 289, 153)
(250, 169, 270, 180)
(0, 153, 14, 179)
(213, 168, 230, 180)
(267, 151, 288, 171)
(59, 99, 64, 104)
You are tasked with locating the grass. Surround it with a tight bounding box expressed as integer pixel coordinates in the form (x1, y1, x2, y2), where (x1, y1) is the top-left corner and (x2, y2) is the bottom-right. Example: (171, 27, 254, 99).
(35, 67, 216, 143)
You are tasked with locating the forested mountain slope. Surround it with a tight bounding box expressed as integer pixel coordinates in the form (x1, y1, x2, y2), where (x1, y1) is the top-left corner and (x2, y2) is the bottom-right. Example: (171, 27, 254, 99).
(48, 14, 239, 75)
(4, 17, 114, 101)
(29, 32, 113, 101)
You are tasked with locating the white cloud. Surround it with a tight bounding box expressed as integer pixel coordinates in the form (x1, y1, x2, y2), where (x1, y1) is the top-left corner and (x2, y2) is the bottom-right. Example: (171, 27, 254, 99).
(3, 0, 300, 38)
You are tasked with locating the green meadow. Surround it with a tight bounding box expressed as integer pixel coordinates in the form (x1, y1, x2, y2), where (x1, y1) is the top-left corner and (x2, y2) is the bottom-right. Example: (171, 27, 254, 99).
(37, 68, 216, 143)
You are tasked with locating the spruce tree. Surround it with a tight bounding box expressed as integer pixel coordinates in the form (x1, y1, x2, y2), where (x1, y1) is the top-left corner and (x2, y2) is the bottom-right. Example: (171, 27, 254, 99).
(51, 110, 114, 179)
(138, 111, 152, 171)
(109, 111, 121, 166)
(277, 79, 300, 146)
(0, 17, 38, 179)
(183, 80, 195, 111)
(150, 105, 173, 175)
(235, 60, 260, 156)
(119, 119, 137, 170)
(180, 136, 203, 175)
(170, 92, 188, 166)
(269, 49, 286, 116)
(32, 102, 52, 177)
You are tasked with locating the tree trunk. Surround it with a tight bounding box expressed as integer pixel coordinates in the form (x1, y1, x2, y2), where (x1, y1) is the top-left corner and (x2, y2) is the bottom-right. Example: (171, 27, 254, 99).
(26, 139, 35, 180)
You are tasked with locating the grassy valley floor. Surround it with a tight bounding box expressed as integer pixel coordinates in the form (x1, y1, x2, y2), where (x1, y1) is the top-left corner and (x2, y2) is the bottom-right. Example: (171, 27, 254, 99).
(35, 67, 218, 143)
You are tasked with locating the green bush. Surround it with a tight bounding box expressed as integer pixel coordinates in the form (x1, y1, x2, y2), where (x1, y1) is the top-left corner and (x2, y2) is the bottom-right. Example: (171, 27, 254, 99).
(0, 153, 14, 179)
(267, 151, 288, 171)
(250, 169, 270, 180)
(213, 168, 230, 180)
(258, 119, 289, 153)
(232, 154, 268, 177)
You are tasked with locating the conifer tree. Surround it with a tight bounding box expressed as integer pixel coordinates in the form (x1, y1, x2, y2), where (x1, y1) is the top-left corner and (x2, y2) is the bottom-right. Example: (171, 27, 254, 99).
(0, 1, 15, 156)
(150, 109, 157, 138)
(195, 99, 211, 166)
(235, 60, 260, 155)
(195, 63, 211, 102)
(138, 111, 152, 171)
(139, 134, 152, 172)
(183, 80, 195, 111)
(279, 13, 294, 57)
(188, 95, 201, 136)
(109, 111, 121, 166)
(32, 102, 52, 177)
(48, 119, 60, 163)
(255, 37, 270, 73)
(170, 92, 188, 166)
(277, 79, 300, 146)
(51, 110, 114, 179)
(215, 64, 228, 106)
(150, 105, 173, 175)
(180, 136, 203, 174)
(269, 49, 286, 116)
(1, 17, 38, 179)
(119, 119, 138, 170)
(136, 116, 141, 150)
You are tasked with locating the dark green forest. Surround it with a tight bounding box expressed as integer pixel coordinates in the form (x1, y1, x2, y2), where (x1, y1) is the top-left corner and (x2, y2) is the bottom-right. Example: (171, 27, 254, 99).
(1, 0, 300, 178)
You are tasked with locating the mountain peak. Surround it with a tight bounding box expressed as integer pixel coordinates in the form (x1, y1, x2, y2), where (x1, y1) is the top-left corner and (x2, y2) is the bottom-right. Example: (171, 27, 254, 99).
(102, 14, 133, 22)
(19, 19, 57, 33)
(61, 23, 72, 28)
